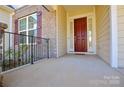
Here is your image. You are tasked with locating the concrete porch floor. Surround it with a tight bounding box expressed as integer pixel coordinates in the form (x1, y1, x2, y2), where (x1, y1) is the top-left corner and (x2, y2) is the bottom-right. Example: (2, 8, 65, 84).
(2, 54, 124, 87)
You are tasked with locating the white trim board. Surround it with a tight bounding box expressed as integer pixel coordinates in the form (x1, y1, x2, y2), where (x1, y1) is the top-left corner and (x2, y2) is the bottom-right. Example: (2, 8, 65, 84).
(110, 5, 118, 68)
(56, 7, 59, 58)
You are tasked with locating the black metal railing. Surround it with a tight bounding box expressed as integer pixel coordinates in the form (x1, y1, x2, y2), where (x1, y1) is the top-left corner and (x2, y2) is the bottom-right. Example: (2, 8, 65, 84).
(0, 31, 49, 71)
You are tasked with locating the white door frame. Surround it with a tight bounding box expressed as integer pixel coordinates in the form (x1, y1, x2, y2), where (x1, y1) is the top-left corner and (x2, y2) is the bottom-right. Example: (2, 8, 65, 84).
(67, 12, 96, 54)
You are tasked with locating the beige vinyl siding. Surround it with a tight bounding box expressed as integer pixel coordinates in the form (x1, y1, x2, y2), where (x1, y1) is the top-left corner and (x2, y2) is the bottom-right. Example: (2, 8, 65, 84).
(117, 5, 124, 67)
(0, 8, 11, 32)
(0, 7, 12, 50)
(56, 6, 67, 57)
(95, 6, 111, 64)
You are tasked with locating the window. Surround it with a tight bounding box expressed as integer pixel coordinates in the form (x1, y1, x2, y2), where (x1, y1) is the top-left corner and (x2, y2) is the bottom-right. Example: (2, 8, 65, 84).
(88, 17, 93, 52)
(18, 13, 37, 44)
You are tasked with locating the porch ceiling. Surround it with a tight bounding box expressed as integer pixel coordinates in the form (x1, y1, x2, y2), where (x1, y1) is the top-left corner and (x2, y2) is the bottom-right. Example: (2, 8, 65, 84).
(63, 5, 94, 12)
(10, 5, 24, 10)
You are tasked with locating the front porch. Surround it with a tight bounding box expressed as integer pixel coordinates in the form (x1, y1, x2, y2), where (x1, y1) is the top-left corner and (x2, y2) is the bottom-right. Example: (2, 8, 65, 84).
(2, 54, 124, 87)
(0, 5, 124, 87)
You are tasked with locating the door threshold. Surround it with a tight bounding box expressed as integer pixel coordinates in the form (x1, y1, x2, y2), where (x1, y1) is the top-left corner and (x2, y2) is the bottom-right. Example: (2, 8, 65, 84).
(75, 53, 85, 55)
(68, 52, 95, 55)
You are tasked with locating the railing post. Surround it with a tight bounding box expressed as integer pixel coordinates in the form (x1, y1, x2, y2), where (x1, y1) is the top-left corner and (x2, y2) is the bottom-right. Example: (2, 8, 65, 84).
(47, 39, 50, 58)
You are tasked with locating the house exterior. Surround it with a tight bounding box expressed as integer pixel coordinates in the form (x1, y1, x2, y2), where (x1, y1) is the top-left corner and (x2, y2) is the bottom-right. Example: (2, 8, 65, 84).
(1, 5, 124, 87)
(11, 5, 124, 68)
(0, 5, 123, 71)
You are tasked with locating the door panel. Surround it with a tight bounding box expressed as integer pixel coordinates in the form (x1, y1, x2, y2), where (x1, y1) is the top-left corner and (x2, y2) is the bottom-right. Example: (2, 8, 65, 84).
(74, 17, 87, 52)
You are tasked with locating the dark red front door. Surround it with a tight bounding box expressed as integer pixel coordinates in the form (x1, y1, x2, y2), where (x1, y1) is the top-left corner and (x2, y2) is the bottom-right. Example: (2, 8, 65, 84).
(74, 17, 87, 52)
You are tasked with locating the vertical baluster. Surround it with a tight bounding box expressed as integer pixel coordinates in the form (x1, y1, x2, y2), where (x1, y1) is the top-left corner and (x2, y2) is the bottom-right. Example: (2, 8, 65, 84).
(33, 36, 34, 62)
(35, 37, 38, 61)
(37, 38, 39, 60)
(41, 39, 42, 59)
(32, 36, 34, 62)
(21, 35, 23, 65)
(38, 38, 39, 60)
(18, 34, 20, 66)
(28, 36, 31, 63)
(42, 39, 43, 59)
(39, 38, 40, 59)
(38, 38, 39, 59)
(26, 35, 27, 64)
(40, 38, 41, 59)
(31, 36, 33, 64)
(2, 32, 5, 71)
(34, 37, 35, 61)
(47, 39, 49, 58)
(9, 32, 11, 69)
(14, 33, 16, 68)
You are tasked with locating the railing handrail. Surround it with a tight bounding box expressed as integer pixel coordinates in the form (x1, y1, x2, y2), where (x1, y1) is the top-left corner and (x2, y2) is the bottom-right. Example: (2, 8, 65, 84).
(3, 31, 49, 40)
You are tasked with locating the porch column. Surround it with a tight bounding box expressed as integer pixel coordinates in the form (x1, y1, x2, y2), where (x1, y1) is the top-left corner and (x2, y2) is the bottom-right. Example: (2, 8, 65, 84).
(0, 22, 8, 72)
(110, 6, 118, 68)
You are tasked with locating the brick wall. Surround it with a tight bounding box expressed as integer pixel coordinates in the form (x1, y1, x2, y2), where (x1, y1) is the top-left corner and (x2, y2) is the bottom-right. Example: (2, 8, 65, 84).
(12, 5, 57, 58)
